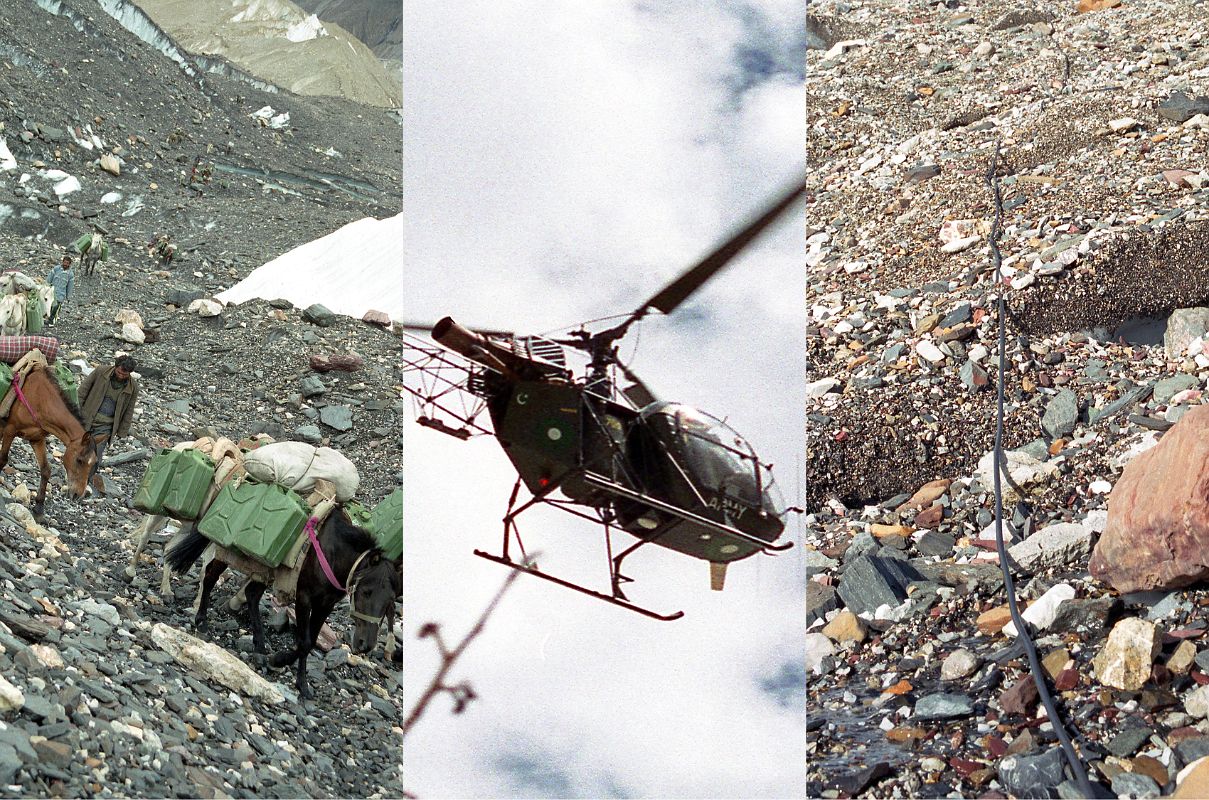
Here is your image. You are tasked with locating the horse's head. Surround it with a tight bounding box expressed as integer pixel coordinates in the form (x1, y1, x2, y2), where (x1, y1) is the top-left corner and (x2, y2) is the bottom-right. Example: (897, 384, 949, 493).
(62, 433, 98, 499)
(347, 553, 401, 655)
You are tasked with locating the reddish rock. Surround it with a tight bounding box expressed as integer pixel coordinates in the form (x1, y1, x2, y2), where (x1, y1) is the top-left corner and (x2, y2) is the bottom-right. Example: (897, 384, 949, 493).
(914, 503, 944, 529)
(896, 478, 952, 512)
(362, 309, 391, 327)
(309, 354, 365, 373)
(1090, 405, 1209, 592)
(1000, 677, 1039, 716)
(1054, 668, 1079, 691)
(976, 606, 1015, 635)
(985, 735, 1008, 758)
(1168, 726, 1202, 745)
(949, 757, 986, 778)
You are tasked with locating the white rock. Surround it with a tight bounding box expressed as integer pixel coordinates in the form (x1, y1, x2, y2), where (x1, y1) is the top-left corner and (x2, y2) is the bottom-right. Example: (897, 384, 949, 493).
(1008, 522, 1092, 572)
(916, 341, 946, 363)
(941, 235, 980, 254)
(1010, 273, 1036, 290)
(940, 648, 980, 680)
(0, 675, 23, 711)
(151, 623, 286, 703)
(938, 219, 977, 244)
(879, 716, 895, 731)
(968, 344, 989, 362)
(53, 175, 81, 196)
(807, 378, 840, 398)
(100, 191, 122, 204)
(1093, 618, 1161, 691)
(119, 322, 145, 344)
(1003, 583, 1075, 636)
(187, 298, 224, 317)
(115, 309, 143, 327)
(974, 450, 1059, 502)
(77, 598, 121, 626)
(822, 39, 867, 61)
(974, 41, 995, 57)
(1184, 114, 1209, 130)
(1108, 117, 1139, 133)
(1089, 479, 1112, 495)
(1187, 684, 1209, 719)
(0, 137, 15, 171)
(806, 632, 836, 675)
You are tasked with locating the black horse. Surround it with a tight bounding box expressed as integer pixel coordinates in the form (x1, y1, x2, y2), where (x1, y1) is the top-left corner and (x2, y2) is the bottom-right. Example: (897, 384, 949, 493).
(166, 506, 400, 699)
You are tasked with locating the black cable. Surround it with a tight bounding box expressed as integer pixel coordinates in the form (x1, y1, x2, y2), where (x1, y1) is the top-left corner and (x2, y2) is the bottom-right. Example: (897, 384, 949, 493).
(986, 144, 1098, 798)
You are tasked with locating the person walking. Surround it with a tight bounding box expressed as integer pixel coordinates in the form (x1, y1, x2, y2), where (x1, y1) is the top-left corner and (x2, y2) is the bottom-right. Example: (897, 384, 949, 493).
(79, 355, 139, 493)
(46, 255, 74, 325)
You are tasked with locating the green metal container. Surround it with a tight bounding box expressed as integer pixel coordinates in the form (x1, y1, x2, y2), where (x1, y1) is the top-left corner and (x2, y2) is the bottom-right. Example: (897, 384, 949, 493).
(198, 480, 263, 548)
(230, 483, 310, 568)
(25, 293, 44, 334)
(134, 449, 177, 515)
(161, 449, 215, 520)
(368, 488, 402, 561)
(343, 500, 376, 535)
(52, 361, 77, 407)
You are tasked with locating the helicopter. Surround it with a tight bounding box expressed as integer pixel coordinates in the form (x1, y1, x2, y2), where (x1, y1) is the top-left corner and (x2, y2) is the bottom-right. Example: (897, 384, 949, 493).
(399, 176, 807, 621)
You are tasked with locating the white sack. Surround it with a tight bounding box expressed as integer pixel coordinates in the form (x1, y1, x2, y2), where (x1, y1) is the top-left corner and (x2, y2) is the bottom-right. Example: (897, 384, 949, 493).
(242, 441, 359, 501)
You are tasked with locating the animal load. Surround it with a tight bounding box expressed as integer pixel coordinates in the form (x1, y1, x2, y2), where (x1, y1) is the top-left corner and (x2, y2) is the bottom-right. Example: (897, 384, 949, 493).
(370, 488, 402, 560)
(0, 272, 53, 335)
(197, 480, 311, 568)
(134, 448, 216, 519)
(52, 361, 77, 407)
(0, 336, 58, 364)
(241, 441, 360, 501)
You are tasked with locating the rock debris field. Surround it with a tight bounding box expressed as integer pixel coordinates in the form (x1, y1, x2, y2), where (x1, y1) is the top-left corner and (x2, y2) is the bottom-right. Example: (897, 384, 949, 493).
(807, 1, 1209, 797)
(0, 0, 404, 797)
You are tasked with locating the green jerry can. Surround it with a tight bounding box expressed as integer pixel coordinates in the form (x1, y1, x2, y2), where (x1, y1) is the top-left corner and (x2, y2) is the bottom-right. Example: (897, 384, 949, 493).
(368, 488, 402, 561)
(198, 480, 264, 549)
(343, 500, 377, 536)
(52, 361, 78, 407)
(134, 449, 177, 515)
(230, 483, 311, 568)
(25, 293, 44, 334)
(161, 449, 215, 520)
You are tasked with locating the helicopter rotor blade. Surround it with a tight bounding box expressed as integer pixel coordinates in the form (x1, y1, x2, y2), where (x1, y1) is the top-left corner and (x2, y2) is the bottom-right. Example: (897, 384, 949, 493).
(640, 174, 807, 317)
(617, 361, 657, 407)
(397, 320, 515, 339)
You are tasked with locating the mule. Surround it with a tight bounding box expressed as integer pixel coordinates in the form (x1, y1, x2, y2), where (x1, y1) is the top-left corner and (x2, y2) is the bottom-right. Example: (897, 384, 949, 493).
(0, 366, 96, 519)
(80, 233, 106, 277)
(166, 506, 400, 699)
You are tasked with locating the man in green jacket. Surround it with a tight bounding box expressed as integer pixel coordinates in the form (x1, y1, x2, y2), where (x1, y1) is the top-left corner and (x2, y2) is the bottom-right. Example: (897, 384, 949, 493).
(79, 355, 139, 492)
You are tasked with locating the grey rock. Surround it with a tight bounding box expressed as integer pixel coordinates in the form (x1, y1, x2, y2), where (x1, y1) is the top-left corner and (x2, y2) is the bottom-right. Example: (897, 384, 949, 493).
(1014, 439, 1051, 460)
(268, 298, 293, 309)
(939, 302, 972, 329)
(836, 555, 925, 616)
(843, 530, 878, 564)
(807, 582, 839, 624)
(302, 304, 338, 326)
(913, 692, 973, 720)
(0, 743, 19, 784)
(166, 288, 204, 307)
(1145, 592, 1182, 621)
(1154, 374, 1199, 405)
(1165, 308, 1209, 361)
(299, 375, 326, 398)
(1176, 736, 1209, 766)
(959, 359, 989, 393)
(294, 424, 323, 445)
(1105, 725, 1153, 757)
(164, 399, 191, 414)
(1041, 388, 1079, 439)
(998, 747, 1067, 799)
(1049, 596, 1121, 634)
(319, 405, 354, 432)
(915, 530, 956, 557)
(1158, 91, 1209, 124)
(1110, 772, 1160, 799)
(905, 163, 941, 183)
(991, 9, 1053, 29)
(1008, 522, 1092, 572)
(804, 548, 838, 580)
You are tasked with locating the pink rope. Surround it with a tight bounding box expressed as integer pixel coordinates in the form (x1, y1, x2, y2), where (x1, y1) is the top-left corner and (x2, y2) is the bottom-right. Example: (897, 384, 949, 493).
(305, 516, 344, 592)
(11, 375, 39, 426)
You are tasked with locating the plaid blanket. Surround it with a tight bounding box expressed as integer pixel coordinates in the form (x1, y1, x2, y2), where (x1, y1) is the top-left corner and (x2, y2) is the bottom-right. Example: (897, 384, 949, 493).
(0, 336, 58, 364)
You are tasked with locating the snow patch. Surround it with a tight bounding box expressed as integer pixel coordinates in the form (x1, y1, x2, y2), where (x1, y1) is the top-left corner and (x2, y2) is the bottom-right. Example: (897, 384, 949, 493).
(286, 14, 327, 42)
(0, 138, 15, 171)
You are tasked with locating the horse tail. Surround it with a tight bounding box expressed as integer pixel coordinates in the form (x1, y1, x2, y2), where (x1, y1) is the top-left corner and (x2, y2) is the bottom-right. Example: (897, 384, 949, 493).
(165, 526, 209, 574)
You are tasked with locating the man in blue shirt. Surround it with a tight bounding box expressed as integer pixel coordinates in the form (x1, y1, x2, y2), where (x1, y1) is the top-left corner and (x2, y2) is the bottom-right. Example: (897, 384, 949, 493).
(46, 255, 74, 325)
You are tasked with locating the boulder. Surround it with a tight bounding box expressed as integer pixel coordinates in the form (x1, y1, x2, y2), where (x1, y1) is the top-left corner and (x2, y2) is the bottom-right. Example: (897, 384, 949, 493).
(1090, 405, 1209, 592)
(975, 449, 1058, 503)
(150, 623, 286, 704)
(362, 309, 391, 327)
(1092, 618, 1161, 691)
(303, 303, 338, 326)
(98, 152, 121, 176)
(1041, 388, 1079, 439)
(1009, 524, 1092, 573)
(821, 610, 866, 644)
(1003, 583, 1076, 637)
(836, 554, 925, 616)
(1166, 308, 1209, 361)
(119, 322, 145, 344)
(187, 298, 223, 317)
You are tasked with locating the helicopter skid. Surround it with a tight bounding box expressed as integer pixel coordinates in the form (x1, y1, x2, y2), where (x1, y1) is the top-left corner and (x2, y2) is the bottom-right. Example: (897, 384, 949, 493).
(472, 550, 685, 622)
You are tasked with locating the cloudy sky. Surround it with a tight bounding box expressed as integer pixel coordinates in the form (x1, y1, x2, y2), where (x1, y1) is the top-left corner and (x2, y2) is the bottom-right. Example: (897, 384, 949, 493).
(400, 2, 805, 797)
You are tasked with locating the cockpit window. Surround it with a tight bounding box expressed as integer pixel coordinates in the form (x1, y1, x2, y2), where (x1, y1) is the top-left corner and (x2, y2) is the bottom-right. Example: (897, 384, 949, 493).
(640, 402, 785, 516)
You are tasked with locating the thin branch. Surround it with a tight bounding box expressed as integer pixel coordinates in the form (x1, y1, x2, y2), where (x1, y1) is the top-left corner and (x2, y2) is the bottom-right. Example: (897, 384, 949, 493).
(401, 557, 531, 737)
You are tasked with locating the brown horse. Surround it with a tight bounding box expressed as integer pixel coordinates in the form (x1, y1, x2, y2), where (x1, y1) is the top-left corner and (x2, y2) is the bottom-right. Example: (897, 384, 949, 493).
(0, 367, 96, 519)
